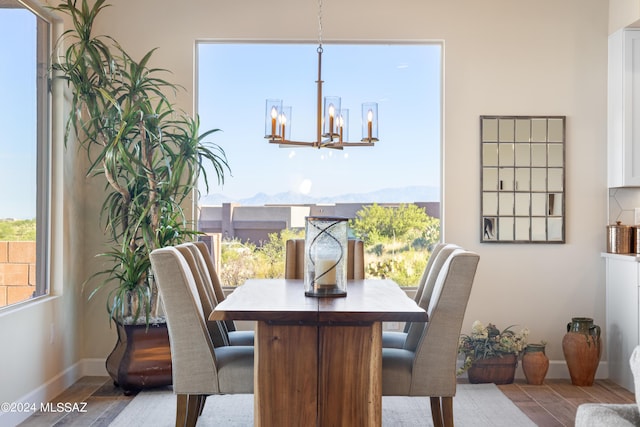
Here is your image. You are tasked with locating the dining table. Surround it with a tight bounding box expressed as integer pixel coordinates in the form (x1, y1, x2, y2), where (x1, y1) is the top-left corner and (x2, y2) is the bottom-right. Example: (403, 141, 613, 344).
(209, 278, 428, 427)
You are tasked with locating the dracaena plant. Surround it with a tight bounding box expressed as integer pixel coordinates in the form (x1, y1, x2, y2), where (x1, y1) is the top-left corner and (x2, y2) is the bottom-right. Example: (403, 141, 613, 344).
(51, 0, 229, 324)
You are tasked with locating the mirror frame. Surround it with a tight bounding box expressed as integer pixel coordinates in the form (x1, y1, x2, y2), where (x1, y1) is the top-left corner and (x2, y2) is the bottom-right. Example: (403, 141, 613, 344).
(480, 115, 565, 243)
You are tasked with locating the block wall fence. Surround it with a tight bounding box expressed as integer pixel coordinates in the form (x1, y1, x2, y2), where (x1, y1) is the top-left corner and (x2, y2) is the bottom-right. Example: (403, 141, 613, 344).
(0, 241, 36, 307)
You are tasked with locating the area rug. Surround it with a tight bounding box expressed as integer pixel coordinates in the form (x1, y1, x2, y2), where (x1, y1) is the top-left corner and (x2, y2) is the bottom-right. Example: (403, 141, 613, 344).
(109, 383, 535, 426)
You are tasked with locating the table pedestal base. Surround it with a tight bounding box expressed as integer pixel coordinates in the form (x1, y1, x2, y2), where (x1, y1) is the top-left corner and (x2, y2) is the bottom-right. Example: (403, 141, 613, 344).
(254, 321, 382, 426)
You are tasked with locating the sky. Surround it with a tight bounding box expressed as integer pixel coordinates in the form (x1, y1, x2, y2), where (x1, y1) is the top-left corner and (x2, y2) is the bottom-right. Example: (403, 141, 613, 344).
(0, 10, 37, 219)
(196, 43, 441, 201)
(0, 18, 442, 219)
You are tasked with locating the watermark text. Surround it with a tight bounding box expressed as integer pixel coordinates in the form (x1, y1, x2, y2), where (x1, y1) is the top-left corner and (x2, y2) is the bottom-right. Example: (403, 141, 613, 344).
(1, 401, 88, 413)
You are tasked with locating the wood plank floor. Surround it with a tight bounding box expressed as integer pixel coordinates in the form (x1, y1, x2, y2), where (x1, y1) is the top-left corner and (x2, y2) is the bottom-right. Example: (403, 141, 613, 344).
(497, 378, 636, 426)
(18, 376, 636, 426)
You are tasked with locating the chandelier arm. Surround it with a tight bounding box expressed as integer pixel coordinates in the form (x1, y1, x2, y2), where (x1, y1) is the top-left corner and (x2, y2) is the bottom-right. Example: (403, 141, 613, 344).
(264, 0, 377, 149)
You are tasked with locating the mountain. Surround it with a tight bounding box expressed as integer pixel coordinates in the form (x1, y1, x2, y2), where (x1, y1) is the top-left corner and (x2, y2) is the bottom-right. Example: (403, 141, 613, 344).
(199, 185, 439, 206)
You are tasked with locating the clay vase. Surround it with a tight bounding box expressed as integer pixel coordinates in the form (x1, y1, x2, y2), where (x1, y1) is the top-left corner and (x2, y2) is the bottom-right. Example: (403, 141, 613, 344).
(522, 343, 550, 385)
(562, 317, 601, 386)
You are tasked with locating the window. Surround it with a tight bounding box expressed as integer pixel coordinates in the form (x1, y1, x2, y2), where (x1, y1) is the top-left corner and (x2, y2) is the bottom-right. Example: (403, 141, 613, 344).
(0, 1, 51, 307)
(196, 42, 441, 286)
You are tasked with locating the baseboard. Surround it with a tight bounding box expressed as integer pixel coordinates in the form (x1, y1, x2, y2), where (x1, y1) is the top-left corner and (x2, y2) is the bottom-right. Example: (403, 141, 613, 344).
(458, 359, 609, 381)
(522, 360, 608, 380)
(0, 359, 108, 427)
(0, 362, 81, 426)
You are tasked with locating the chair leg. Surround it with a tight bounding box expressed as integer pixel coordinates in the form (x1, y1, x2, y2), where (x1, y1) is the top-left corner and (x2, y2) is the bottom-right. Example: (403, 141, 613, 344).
(176, 394, 187, 427)
(198, 395, 207, 416)
(176, 394, 203, 427)
(430, 396, 444, 427)
(442, 396, 454, 427)
(185, 395, 201, 427)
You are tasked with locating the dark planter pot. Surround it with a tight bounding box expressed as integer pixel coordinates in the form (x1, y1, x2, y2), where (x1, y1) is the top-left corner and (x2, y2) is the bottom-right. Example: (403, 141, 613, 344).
(467, 354, 518, 385)
(106, 321, 172, 395)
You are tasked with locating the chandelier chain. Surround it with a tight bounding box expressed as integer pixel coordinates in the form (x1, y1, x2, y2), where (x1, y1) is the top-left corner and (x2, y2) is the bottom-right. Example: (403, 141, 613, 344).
(317, 0, 323, 48)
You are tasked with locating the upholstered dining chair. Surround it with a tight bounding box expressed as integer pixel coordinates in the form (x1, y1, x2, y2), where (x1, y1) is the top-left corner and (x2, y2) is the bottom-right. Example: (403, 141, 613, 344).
(181, 242, 255, 346)
(382, 249, 479, 427)
(413, 242, 449, 303)
(175, 244, 230, 347)
(284, 238, 365, 280)
(382, 243, 460, 349)
(150, 247, 254, 427)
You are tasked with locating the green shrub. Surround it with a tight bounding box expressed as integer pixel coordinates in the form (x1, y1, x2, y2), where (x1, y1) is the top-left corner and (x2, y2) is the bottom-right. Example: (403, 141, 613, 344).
(0, 219, 36, 241)
(219, 216, 438, 288)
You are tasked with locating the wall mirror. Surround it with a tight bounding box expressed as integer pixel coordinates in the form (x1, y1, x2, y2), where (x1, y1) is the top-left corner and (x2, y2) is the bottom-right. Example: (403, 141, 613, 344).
(481, 115, 565, 243)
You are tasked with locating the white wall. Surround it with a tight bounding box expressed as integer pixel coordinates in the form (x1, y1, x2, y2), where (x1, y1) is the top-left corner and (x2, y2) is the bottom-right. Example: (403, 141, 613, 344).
(610, 0, 640, 32)
(0, 2, 88, 424)
(0, 3, 617, 414)
(76, 0, 608, 366)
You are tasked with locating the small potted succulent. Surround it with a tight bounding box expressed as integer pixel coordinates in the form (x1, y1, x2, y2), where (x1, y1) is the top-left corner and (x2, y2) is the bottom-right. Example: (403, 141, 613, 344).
(457, 321, 529, 384)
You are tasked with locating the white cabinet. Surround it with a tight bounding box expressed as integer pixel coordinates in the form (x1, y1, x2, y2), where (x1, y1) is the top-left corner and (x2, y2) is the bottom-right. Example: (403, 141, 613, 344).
(608, 29, 640, 187)
(604, 254, 639, 392)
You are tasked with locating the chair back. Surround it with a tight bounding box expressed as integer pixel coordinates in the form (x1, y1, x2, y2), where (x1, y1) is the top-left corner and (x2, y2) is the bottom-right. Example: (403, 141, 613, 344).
(193, 241, 227, 305)
(150, 247, 222, 394)
(193, 241, 237, 333)
(284, 239, 306, 279)
(175, 243, 231, 347)
(403, 244, 460, 347)
(413, 242, 446, 303)
(410, 249, 479, 396)
(284, 238, 365, 280)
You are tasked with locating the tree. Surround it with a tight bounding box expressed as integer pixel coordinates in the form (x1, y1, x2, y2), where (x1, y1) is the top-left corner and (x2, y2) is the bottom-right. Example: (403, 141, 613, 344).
(350, 203, 437, 246)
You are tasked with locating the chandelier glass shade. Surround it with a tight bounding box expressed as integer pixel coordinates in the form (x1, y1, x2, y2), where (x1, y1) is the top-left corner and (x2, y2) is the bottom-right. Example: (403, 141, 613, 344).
(264, 1, 378, 149)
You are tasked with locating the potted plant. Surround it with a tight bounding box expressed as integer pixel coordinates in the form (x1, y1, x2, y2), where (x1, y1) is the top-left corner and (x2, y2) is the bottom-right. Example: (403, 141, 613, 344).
(457, 321, 529, 384)
(51, 0, 229, 393)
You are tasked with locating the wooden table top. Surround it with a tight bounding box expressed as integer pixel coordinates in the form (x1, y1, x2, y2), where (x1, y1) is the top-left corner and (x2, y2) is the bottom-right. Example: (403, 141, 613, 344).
(209, 278, 428, 324)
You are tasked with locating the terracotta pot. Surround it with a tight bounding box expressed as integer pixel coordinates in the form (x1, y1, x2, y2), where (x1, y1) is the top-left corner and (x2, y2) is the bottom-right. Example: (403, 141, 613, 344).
(522, 344, 549, 385)
(562, 317, 601, 386)
(106, 321, 173, 395)
(467, 353, 518, 385)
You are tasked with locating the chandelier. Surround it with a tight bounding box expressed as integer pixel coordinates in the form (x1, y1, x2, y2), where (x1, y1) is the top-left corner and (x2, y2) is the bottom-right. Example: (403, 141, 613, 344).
(264, 0, 379, 149)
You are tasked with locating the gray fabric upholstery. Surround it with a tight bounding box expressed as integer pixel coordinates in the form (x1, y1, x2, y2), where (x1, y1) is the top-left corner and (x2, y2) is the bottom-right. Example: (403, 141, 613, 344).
(175, 244, 230, 347)
(381, 244, 450, 349)
(284, 238, 365, 280)
(215, 346, 255, 393)
(575, 404, 640, 427)
(576, 345, 640, 426)
(149, 247, 254, 395)
(382, 249, 479, 397)
(382, 243, 461, 350)
(412, 242, 448, 304)
(228, 330, 256, 346)
(190, 241, 255, 346)
(193, 241, 227, 306)
(381, 347, 414, 395)
(381, 331, 409, 350)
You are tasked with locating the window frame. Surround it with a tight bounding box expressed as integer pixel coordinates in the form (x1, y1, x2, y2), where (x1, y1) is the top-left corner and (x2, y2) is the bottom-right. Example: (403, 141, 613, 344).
(0, 0, 53, 308)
